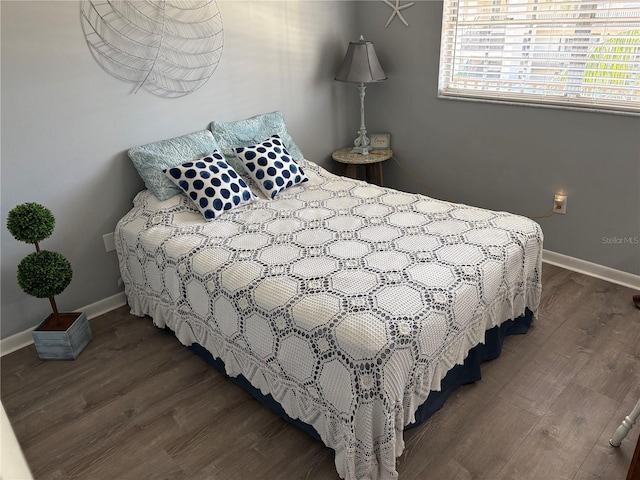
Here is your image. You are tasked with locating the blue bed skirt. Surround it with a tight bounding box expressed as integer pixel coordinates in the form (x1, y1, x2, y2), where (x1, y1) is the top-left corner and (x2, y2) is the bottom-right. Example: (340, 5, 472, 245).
(176, 308, 533, 442)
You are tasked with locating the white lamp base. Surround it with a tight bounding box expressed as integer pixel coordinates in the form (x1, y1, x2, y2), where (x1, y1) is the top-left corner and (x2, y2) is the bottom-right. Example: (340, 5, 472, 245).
(352, 145, 370, 155)
(352, 84, 371, 155)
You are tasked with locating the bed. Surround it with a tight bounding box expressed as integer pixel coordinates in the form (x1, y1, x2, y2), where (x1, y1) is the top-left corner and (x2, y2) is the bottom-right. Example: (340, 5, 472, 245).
(116, 114, 543, 480)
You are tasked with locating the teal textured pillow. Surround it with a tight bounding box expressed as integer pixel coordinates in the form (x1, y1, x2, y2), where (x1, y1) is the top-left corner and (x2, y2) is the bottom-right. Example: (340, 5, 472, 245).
(209, 111, 304, 173)
(128, 130, 220, 201)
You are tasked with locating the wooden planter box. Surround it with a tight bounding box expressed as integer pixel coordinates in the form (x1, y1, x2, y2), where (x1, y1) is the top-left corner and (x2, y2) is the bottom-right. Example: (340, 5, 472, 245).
(31, 312, 92, 360)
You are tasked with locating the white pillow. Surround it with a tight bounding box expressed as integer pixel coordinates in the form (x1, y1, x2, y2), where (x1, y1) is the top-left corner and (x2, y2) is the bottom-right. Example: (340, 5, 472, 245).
(233, 135, 308, 199)
(164, 153, 256, 220)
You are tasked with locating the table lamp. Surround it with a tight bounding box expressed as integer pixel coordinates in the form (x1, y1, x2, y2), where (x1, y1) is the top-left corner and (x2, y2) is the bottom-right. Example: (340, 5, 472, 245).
(335, 36, 387, 155)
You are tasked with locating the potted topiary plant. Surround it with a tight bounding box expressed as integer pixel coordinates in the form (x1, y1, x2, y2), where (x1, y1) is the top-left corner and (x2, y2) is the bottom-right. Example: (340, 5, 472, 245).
(7, 202, 92, 360)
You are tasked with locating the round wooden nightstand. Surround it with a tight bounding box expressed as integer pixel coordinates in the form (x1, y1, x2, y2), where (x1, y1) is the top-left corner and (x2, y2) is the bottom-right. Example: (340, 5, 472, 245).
(332, 148, 393, 187)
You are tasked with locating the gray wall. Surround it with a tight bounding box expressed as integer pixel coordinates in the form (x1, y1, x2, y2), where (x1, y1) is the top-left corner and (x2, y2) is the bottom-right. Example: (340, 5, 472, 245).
(2, 1, 638, 340)
(356, 1, 640, 275)
(1, 1, 356, 338)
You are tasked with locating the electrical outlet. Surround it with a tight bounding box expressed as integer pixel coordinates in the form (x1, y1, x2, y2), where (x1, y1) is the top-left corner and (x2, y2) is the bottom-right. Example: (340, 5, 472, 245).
(554, 194, 567, 214)
(103, 232, 116, 252)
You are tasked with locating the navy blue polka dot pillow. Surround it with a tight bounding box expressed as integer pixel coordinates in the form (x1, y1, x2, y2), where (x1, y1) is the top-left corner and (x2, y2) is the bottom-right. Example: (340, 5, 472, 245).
(163, 153, 256, 220)
(233, 135, 308, 199)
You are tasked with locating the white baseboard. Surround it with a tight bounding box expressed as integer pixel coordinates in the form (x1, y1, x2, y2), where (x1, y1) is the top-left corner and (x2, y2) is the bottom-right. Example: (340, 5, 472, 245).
(542, 249, 640, 290)
(82, 291, 127, 320)
(0, 292, 126, 357)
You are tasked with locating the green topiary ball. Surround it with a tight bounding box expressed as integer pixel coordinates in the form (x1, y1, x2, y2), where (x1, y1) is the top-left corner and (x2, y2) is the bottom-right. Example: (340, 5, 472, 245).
(17, 250, 72, 299)
(7, 202, 55, 245)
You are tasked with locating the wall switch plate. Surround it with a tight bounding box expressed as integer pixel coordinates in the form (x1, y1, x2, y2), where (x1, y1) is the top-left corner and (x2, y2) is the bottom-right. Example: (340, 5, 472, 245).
(554, 194, 567, 214)
(103, 232, 116, 252)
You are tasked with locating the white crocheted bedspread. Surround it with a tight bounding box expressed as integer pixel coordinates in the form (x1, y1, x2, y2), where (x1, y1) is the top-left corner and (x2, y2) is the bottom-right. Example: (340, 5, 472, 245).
(115, 160, 543, 480)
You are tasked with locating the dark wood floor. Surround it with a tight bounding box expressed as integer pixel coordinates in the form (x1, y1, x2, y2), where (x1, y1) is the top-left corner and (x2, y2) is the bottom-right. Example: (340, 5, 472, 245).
(2, 264, 639, 479)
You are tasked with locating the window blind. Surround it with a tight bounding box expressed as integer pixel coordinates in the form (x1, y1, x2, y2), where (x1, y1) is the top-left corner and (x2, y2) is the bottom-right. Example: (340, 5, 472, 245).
(438, 0, 640, 115)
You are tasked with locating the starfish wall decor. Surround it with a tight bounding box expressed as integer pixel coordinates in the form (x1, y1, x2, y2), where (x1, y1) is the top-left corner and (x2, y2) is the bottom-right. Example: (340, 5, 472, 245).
(383, 0, 415, 28)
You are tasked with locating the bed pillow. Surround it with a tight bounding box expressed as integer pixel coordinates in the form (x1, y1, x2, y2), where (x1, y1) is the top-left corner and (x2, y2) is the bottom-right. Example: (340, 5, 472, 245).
(209, 111, 304, 172)
(164, 153, 256, 220)
(233, 135, 308, 199)
(129, 130, 221, 201)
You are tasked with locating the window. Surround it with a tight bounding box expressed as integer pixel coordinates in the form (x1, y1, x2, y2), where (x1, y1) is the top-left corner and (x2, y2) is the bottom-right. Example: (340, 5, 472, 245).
(438, 0, 640, 115)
